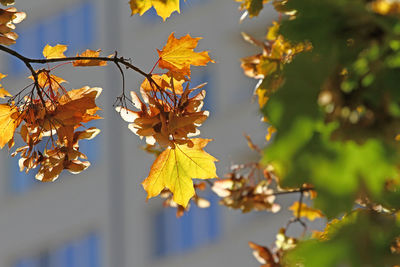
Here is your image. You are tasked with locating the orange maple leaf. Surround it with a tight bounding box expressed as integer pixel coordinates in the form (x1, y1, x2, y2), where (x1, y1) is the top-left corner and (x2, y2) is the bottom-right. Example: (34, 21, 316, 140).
(157, 33, 214, 80)
(73, 49, 107, 67)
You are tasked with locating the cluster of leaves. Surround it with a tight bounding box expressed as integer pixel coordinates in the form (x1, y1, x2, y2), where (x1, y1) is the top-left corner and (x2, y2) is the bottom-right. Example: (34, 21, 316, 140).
(129, 0, 183, 21)
(0, 0, 217, 212)
(0, 44, 106, 182)
(211, 161, 281, 213)
(2, 0, 399, 266)
(0, 0, 25, 45)
(116, 32, 216, 208)
(239, 0, 400, 266)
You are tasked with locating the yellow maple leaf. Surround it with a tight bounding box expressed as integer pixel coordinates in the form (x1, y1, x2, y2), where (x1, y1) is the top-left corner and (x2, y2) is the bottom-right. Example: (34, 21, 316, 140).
(142, 138, 218, 207)
(73, 49, 107, 67)
(157, 33, 214, 80)
(42, 44, 67, 59)
(0, 104, 19, 148)
(289, 201, 324, 221)
(129, 0, 180, 21)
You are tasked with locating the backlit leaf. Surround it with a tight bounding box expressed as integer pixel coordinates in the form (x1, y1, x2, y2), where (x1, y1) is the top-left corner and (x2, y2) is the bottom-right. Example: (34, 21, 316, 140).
(42, 44, 67, 59)
(72, 49, 107, 67)
(289, 201, 324, 221)
(0, 87, 11, 98)
(0, 0, 14, 6)
(0, 7, 25, 45)
(0, 104, 19, 148)
(142, 138, 218, 207)
(157, 33, 214, 80)
(129, 0, 180, 21)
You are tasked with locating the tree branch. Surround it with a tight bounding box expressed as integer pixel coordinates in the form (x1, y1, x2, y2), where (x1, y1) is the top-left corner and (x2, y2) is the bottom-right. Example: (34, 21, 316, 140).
(0, 45, 163, 96)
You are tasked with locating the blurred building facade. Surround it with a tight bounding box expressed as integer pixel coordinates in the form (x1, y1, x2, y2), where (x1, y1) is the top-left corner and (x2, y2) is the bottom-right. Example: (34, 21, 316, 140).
(0, 0, 290, 266)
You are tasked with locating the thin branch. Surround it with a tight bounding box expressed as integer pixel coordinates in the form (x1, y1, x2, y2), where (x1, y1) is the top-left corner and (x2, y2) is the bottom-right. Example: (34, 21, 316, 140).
(0, 44, 163, 93)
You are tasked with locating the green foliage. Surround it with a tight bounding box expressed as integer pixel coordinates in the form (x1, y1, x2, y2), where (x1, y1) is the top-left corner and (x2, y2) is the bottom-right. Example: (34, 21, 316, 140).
(285, 210, 400, 266)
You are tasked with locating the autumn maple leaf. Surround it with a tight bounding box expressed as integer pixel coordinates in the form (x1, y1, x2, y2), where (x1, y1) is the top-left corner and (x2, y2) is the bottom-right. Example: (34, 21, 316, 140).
(0, 104, 19, 148)
(157, 33, 214, 80)
(289, 201, 324, 221)
(42, 44, 67, 59)
(129, 0, 181, 21)
(142, 138, 218, 207)
(73, 49, 107, 67)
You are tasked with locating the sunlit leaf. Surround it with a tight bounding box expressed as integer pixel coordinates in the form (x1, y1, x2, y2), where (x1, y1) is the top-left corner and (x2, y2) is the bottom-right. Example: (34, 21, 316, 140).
(289, 201, 324, 221)
(157, 33, 214, 80)
(0, 104, 19, 148)
(142, 138, 217, 207)
(141, 74, 184, 94)
(0, 7, 25, 45)
(129, 0, 181, 21)
(0, 0, 14, 6)
(42, 44, 67, 59)
(72, 49, 107, 67)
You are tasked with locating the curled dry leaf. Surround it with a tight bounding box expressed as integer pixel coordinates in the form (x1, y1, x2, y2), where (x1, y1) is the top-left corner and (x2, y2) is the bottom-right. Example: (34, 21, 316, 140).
(160, 182, 210, 217)
(212, 163, 281, 213)
(248, 241, 277, 266)
(236, 0, 270, 18)
(116, 81, 208, 148)
(240, 21, 311, 109)
(0, 6, 26, 45)
(9, 84, 103, 182)
(0, 0, 15, 6)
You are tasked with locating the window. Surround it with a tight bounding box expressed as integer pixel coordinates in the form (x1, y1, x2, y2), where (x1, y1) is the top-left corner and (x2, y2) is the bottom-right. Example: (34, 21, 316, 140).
(8, 1, 96, 76)
(153, 192, 221, 258)
(11, 232, 101, 267)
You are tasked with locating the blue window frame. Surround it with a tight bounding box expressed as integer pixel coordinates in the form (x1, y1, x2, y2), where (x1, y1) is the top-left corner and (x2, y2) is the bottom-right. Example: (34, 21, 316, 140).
(8, 1, 96, 76)
(11, 232, 101, 267)
(153, 192, 221, 258)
